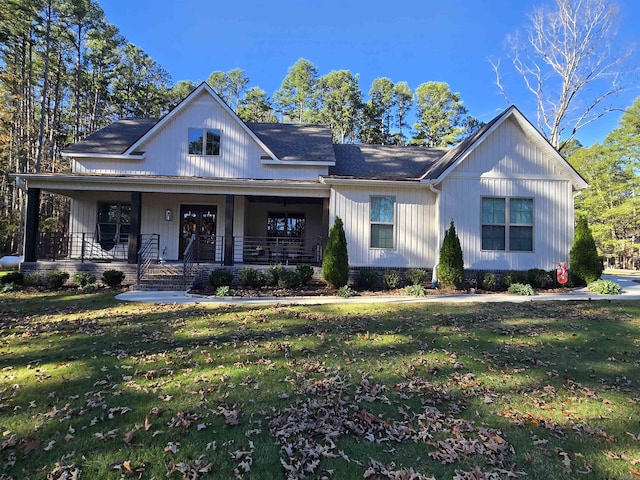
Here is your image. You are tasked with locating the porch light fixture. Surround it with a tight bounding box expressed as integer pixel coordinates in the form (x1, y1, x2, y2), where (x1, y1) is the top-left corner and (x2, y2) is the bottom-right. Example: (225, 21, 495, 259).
(165, 209, 172, 222)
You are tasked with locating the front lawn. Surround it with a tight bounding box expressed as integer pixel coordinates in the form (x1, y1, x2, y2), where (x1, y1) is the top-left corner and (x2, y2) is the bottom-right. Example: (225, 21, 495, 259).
(0, 291, 638, 479)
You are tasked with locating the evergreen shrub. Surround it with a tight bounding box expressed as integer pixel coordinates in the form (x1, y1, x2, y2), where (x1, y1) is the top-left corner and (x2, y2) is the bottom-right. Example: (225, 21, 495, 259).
(322, 217, 349, 288)
(438, 220, 464, 288)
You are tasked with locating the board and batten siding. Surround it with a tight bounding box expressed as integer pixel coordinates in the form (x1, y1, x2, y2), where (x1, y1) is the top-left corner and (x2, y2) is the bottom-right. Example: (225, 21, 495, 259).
(439, 116, 575, 271)
(72, 90, 328, 181)
(330, 185, 438, 268)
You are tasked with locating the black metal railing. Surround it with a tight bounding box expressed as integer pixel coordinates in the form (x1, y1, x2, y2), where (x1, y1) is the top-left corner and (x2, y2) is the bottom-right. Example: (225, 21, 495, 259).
(234, 236, 321, 265)
(136, 234, 160, 288)
(182, 234, 197, 288)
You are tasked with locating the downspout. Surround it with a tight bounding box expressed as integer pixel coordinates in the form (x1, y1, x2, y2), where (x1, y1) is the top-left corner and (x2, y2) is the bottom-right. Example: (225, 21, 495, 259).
(428, 181, 441, 287)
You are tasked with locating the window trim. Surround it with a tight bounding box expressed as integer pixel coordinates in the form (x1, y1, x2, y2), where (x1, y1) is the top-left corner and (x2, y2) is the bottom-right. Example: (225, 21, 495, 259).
(188, 128, 222, 156)
(369, 195, 395, 249)
(96, 201, 131, 244)
(481, 196, 534, 252)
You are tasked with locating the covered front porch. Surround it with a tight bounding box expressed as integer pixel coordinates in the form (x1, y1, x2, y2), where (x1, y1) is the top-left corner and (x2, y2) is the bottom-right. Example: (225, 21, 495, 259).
(20, 175, 331, 270)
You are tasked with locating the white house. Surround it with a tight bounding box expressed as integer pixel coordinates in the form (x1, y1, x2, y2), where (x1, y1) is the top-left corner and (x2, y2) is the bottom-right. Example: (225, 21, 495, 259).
(16, 83, 587, 287)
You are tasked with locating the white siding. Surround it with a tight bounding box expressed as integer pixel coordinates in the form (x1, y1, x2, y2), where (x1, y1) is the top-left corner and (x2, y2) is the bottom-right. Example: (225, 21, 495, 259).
(73, 91, 328, 181)
(440, 117, 575, 270)
(330, 184, 438, 268)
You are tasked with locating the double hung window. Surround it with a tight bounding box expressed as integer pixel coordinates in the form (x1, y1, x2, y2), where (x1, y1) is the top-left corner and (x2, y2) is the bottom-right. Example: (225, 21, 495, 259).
(370, 196, 395, 249)
(481, 197, 533, 251)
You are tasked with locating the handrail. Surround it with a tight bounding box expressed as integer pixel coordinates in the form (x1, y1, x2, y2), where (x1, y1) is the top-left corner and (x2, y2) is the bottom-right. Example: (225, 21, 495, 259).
(136, 234, 160, 289)
(183, 234, 197, 289)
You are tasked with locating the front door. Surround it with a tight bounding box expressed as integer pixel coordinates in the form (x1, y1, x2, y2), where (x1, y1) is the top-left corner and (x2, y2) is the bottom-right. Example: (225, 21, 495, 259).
(180, 205, 217, 260)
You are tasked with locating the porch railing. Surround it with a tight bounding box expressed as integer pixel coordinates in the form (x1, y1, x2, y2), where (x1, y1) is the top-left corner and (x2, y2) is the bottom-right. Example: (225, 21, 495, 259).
(234, 236, 322, 265)
(183, 234, 197, 287)
(136, 234, 160, 288)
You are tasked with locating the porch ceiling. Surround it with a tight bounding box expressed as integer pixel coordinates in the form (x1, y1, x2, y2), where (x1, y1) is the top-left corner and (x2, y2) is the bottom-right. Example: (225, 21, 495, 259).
(12, 173, 331, 198)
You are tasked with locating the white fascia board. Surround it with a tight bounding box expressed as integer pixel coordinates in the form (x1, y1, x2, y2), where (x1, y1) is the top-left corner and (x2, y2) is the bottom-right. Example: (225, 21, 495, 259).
(262, 159, 335, 166)
(319, 176, 421, 187)
(123, 83, 281, 162)
(60, 152, 146, 160)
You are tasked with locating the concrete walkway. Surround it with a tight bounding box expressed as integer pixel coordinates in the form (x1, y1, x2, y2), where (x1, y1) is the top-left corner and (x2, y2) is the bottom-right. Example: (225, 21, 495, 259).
(116, 273, 640, 305)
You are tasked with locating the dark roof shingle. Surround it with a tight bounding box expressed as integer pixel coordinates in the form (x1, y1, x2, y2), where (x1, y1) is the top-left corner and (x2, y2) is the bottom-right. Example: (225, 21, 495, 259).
(246, 123, 336, 163)
(63, 118, 159, 154)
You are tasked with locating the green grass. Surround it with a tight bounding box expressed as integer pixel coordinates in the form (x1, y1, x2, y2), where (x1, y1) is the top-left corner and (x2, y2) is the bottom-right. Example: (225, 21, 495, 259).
(0, 290, 639, 479)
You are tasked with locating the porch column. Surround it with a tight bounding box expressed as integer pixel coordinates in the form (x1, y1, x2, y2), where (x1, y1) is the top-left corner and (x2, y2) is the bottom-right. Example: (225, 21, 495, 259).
(24, 187, 41, 262)
(128, 191, 142, 264)
(224, 195, 234, 266)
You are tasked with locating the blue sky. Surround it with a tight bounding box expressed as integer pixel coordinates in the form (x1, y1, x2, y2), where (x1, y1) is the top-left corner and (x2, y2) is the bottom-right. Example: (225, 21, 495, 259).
(101, 0, 639, 146)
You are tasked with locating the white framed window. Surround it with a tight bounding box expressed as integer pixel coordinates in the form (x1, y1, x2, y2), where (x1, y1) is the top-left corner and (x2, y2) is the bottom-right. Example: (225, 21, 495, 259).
(481, 197, 533, 251)
(370, 196, 395, 249)
(188, 128, 221, 156)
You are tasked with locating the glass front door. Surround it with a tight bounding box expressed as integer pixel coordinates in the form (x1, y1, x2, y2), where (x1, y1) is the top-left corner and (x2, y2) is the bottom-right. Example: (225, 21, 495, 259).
(180, 205, 217, 260)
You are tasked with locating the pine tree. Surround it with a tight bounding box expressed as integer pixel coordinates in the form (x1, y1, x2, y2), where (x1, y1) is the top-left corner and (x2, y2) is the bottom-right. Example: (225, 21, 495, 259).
(322, 217, 349, 288)
(570, 216, 603, 284)
(438, 220, 464, 288)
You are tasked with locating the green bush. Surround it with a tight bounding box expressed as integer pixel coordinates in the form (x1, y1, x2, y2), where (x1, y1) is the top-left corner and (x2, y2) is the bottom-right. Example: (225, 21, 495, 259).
(438, 220, 464, 288)
(479, 272, 499, 291)
(295, 264, 314, 285)
(73, 272, 96, 288)
(587, 279, 621, 294)
(357, 270, 378, 289)
(503, 270, 528, 287)
(209, 268, 233, 288)
(81, 283, 97, 293)
(405, 284, 426, 297)
(102, 269, 125, 288)
(322, 217, 349, 288)
(0, 271, 23, 285)
(215, 285, 232, 297)
(566, 269, 586, 288)
(381, 269, 401, 290)
(405, 268, 428, 286)
(239, 268, 266, 288)
(46, 270, 70, 289)
(337, 285, 354, 298)
(527, 268, 553, 289)
(570, 217, 603, 284)
(23, 272, 41, 287)
(277, 270, 301, 289)
(267, 264, 285, 286)
(2, 282, 21, 292)
(508, 283, 535, 296)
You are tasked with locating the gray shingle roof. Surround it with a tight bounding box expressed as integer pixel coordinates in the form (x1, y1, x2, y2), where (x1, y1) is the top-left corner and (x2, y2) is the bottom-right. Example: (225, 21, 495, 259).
(330, 144, 447, 180)
(246, 123, 336, 163)
(62, 118, 158, 154)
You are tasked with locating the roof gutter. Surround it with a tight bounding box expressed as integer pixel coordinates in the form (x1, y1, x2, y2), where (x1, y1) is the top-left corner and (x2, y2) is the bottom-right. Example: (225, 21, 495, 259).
(60, 152, 146, 160)
(319, 176, 421, 187)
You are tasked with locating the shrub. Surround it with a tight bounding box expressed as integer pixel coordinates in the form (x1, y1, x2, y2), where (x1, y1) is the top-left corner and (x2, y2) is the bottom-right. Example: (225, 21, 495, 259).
(479, 272, 499, 291)
(566, 269, 586, 288)
(381, 269, 401, 290)
(23, 272, 41, 287)
(322, 217, 349, 288)
(438, 220, 464, 288)
(357, 270, 378, 289)
(73, 272, 96, 288)
(503, 270, 528, 287)
(81, 283, 97, 293)
(337, 285, 354, 298)
(405, 268, 428, 286)
(587, 279, 621, 295)
(570, 216, 603, 284)
(508, 283, 535, 296)
(527, 268, 553, 289)
(239, 268, 266, 288)
(102, 269, 125, 288)
(277, 270, 301, 289)
(215, 285, 232, 297)
(209, 268, 233, 288)
(405, 284, 426, 297)
(267, 264, 285, 286)
(0, 271, 23, 285)
(295, 264, 314, 285)
(2, 282, 21, 292)
(46, 270, 70, 289)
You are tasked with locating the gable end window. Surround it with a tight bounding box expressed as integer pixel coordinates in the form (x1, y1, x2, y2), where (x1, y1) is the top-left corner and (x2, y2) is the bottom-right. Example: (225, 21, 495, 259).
(188, 128, 221, 156)
(481, 197, 533, 252)
(370, 196, 395, 249)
